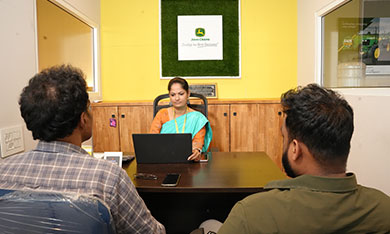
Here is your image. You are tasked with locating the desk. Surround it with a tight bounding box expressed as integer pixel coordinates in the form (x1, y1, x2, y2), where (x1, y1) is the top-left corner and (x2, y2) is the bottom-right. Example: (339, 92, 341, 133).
(122, 152, 286, 233)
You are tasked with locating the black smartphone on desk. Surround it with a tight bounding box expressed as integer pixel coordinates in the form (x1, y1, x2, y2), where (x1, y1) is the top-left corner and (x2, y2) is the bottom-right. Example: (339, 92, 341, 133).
(161, 173, 180, 187)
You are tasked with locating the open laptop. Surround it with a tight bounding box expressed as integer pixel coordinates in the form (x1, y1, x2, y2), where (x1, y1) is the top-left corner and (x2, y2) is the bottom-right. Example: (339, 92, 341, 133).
(132, 133, 192, 164)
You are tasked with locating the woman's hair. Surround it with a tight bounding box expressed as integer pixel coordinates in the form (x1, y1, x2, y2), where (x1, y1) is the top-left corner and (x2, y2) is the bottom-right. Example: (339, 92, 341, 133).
(19, 64, 89, 141)
(168, 77, 189, 92)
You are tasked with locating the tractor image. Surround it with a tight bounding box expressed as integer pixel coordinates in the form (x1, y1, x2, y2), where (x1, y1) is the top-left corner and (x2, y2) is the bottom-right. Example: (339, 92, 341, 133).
(340, 18, 390, 65)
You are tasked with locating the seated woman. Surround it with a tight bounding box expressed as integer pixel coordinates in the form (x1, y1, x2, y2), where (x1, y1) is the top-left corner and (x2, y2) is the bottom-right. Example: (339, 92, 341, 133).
(150, 77, 212, 161)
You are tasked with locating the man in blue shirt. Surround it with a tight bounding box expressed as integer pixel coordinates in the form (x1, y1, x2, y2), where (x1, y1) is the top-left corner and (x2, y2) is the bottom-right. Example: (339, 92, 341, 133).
(0, 65, 165, 234)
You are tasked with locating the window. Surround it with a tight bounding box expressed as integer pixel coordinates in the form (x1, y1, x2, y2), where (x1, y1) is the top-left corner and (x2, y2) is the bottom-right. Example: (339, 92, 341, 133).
(36, 0, 100, 98)
(321, 0, 390, 88)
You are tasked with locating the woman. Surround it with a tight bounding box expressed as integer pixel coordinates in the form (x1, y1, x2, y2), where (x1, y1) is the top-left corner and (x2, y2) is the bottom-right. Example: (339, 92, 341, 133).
(150, 77, 212, 161)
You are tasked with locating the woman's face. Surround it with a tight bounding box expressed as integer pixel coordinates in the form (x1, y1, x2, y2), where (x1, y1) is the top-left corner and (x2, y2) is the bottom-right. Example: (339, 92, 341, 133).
(169, 83, 189, 109)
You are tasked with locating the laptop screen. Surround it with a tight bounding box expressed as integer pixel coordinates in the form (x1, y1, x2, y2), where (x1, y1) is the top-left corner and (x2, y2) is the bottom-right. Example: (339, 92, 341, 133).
(132, 133, 192, 164)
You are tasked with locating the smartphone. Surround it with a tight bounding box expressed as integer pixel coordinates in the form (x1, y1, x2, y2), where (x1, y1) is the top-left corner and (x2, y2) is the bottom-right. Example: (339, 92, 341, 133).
(161, 173, 180, 187)
(199, 152, 209, 162)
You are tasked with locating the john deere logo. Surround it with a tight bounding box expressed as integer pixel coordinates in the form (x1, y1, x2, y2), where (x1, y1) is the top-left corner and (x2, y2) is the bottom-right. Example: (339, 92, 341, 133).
(195, 28, 205, 37)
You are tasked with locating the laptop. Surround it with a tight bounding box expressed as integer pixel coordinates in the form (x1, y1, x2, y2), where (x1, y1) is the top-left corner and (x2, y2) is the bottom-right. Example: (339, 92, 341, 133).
(132, 133, 192, 164)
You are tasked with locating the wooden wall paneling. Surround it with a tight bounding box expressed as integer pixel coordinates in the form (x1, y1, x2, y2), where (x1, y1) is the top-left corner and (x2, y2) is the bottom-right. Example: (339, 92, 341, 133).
(257, 105, 266, 152)
(92, 106, 120, 152)
(208, 104, 230, 152)
(91, 100, 282, 155)
(230, 104, 265, 152)
(264, 104, 283, 169)
(119, 106, 154, 152)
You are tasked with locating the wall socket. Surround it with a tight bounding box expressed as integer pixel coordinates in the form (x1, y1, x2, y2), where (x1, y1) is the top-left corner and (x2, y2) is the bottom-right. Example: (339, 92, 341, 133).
(0, 125, 25, 158)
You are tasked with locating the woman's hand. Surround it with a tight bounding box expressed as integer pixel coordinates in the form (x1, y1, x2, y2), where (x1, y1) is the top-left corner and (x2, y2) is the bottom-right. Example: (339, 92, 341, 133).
(187, 148, 202, 161)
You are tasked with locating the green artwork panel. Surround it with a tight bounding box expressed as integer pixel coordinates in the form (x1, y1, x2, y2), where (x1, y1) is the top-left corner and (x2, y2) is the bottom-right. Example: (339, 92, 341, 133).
(161, 0, 240, 77)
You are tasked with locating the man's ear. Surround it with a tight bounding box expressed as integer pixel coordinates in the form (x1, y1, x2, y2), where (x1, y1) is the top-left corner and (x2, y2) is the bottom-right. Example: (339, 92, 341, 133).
(79, 112, 87, 129)
(290, 139, 303, 161)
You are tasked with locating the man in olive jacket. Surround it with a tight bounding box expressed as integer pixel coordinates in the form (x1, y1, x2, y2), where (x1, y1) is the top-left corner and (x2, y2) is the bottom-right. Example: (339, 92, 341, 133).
(218, 84, 390, 233)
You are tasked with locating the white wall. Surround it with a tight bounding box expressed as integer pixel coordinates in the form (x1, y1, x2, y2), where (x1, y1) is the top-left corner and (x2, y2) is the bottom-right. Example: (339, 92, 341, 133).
(298, 0, 390, 195)
(344, 94, 390, 194)
(0, 0, 100, 153)
(0, 0, 38, 152)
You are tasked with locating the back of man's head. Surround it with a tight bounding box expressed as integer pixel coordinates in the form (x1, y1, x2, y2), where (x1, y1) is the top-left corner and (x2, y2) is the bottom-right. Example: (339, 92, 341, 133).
(281, 84, 354, 168)
(19, 65, 89, 142)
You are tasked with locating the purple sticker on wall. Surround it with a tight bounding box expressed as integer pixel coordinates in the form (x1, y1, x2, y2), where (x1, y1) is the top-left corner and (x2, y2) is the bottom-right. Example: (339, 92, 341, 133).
(110, 118, 117, 127)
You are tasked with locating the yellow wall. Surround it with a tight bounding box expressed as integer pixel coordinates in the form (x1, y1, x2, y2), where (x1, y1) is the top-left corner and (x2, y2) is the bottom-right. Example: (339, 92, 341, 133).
(101, 0, 297, 101)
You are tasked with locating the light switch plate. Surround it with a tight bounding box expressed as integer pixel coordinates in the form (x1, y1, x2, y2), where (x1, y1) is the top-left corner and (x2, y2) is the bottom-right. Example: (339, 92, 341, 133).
(0, 125, 25, 158)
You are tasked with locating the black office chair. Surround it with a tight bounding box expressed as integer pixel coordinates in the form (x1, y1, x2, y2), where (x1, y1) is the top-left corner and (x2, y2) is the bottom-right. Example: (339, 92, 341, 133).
(0, 189, 116, 234)
(153, 92, 208, 118)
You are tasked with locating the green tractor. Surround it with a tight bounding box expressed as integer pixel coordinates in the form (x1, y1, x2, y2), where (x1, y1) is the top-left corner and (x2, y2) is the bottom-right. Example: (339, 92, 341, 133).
(342, 33, 390, 64)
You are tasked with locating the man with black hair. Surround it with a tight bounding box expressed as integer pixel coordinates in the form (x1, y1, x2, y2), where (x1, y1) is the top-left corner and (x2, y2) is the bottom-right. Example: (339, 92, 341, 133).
(218, 84, 390, 233)
(0, 65, 165, 234)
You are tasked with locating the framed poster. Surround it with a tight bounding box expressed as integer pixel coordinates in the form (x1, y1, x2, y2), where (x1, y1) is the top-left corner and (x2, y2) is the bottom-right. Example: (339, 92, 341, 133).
(160, 0, 240, 78)
(104, 152, 123, 168)
(338, 17, 390, 75)
(177, 15, 223, 61)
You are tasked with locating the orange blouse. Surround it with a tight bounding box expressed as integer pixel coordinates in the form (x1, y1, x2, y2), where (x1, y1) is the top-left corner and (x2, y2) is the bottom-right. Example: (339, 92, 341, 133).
(150, 108, 206, 151)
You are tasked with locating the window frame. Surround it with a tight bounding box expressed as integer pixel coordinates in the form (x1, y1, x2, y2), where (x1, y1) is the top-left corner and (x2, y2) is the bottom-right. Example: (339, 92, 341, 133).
(34, 0, 101, 101)
(315, 0, 390, 95)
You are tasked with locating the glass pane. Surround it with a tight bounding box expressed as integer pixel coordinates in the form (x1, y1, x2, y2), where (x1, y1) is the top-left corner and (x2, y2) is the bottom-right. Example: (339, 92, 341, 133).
(322, 0, 390, 88)
(37, 0, 95, 91)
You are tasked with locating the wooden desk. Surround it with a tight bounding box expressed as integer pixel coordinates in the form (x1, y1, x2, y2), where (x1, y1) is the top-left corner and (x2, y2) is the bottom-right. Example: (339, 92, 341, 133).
(122, 152, 286, 234)
(123, 151, 285, 192)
